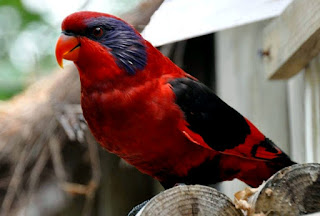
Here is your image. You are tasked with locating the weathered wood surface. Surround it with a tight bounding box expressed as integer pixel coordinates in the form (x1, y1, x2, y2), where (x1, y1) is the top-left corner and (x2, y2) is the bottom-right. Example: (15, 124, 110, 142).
(250, 163, 320, 216)
(263, 0, 320, 79)
(304, 56, 320, 163)
(137, 164, 320, 216)
(287, 71, 305, 163)
(139, 185, 243, 216)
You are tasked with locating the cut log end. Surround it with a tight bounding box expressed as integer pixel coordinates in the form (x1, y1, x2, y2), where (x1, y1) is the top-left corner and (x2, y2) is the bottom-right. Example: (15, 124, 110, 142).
(139, 164, 320, 216)
(140, 184, 243, 216)
(250, 163, 320, 215)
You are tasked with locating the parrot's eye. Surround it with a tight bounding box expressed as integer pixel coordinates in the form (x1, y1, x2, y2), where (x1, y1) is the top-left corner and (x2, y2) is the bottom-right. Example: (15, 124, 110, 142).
(92, 27, 104, 38)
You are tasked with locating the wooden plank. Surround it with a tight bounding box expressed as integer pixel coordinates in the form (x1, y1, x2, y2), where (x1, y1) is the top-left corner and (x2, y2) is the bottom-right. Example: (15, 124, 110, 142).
(304, 56, 320, 163)
(287, 71, 306, 163)
(263, 0, 320, 79)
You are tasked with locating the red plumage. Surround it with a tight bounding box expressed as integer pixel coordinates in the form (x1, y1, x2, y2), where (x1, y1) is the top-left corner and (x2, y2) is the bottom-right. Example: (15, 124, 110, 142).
(55, 11, 294, 189)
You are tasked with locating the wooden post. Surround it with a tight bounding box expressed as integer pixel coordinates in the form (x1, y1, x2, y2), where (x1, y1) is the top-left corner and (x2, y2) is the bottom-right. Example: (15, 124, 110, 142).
(250, 163, 320, 215)
(137, 164, 320, 215)
(263, 0, 320, 79)
(287, 71, 306, 163)
(304, 56, 320, 163)
(138, 185, 243, 216)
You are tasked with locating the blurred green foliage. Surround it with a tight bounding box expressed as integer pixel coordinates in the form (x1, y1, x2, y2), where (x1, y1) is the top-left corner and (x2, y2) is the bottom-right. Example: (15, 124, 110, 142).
(0, 0, 142, 100)
(0, 0, 44, 100)
(1, 0, 42, 27)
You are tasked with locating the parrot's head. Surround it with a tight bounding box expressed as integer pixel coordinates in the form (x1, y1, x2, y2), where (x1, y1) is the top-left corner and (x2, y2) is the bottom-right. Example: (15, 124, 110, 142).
(55, 11, 147, 82)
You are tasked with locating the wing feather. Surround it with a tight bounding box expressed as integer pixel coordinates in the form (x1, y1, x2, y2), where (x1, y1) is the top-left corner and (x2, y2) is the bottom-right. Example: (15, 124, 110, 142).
(169, 77, 290, 163)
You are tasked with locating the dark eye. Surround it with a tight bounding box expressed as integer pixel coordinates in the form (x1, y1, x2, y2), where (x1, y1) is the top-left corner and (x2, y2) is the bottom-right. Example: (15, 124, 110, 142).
(92, 27, 104, 38)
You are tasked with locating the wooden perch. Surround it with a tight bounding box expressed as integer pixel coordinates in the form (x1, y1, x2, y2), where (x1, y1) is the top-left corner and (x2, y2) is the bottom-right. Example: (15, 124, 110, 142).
(235, 163, 320, 216)
(137, 164, 320, 216)
(139, 185, 243, 216)
(263, 0, 320, 79)
(250, 163, 320, 215)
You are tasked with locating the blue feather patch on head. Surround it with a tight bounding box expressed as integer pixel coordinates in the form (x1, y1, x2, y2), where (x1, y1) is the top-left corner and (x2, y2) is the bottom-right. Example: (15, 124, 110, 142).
(85, 17, 147, 75)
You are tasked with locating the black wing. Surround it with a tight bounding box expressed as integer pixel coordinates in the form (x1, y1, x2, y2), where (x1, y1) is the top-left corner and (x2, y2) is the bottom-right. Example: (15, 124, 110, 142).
(169, 77, 251, 151)
(169, 77, 294, 165)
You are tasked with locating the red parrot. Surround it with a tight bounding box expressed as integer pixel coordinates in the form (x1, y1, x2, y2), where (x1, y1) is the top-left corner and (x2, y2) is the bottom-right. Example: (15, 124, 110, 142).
(55, 11, 294, 189)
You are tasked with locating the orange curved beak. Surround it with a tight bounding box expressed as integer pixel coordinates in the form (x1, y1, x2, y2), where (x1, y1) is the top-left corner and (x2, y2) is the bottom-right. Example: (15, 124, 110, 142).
(55, 34, 80, 68)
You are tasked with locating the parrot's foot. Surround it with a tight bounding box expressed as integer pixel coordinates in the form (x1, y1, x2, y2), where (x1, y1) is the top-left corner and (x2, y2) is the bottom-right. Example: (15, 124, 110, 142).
(127, 199, 149, 216)
(55, 104, 87, 143)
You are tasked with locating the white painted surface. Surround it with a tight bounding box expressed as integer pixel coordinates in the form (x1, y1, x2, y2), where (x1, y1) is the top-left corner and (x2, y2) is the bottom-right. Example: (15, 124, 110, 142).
(287, 71, 306, 163)
(142, 0, 292, 46)
(304, 57, 320, 163)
